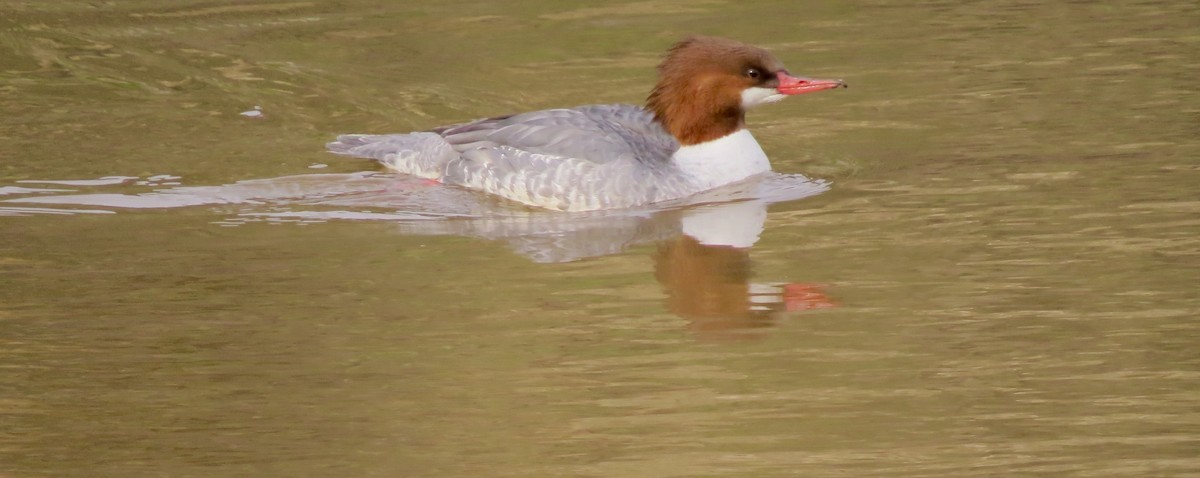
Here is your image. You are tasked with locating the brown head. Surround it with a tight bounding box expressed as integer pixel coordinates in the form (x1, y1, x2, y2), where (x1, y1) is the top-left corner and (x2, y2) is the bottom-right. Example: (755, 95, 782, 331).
(645, 36, 846, 145)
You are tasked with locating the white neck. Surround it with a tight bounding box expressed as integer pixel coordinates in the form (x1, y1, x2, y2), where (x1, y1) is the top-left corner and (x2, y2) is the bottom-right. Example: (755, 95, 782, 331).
(670, 129, 771, 191)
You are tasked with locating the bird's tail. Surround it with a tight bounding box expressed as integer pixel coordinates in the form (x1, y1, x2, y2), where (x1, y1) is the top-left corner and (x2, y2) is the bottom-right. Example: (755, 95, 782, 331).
(326, 133, 456, 179)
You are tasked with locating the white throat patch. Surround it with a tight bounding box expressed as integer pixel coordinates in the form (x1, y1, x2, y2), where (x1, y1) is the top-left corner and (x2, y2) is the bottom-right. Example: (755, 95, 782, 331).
(740, 86, 786, 109)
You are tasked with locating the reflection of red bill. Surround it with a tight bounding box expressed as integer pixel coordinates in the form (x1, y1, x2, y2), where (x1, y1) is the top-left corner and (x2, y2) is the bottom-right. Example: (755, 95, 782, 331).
(782, 283, 836, 312)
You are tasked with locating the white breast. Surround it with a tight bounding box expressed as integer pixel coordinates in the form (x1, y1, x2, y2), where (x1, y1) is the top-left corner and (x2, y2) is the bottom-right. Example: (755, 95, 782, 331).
(670, 129, 771, 191)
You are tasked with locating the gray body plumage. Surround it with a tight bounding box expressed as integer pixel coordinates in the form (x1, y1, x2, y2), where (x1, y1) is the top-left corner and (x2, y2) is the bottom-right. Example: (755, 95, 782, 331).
(327, 104, 704, 211)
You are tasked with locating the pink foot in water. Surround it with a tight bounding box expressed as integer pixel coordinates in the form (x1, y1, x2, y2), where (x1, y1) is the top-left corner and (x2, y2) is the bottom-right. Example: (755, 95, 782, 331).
(380, 178, 442, 192)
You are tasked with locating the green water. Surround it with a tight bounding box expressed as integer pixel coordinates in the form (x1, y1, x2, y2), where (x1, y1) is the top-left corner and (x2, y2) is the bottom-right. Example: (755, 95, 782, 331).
(2, 1, 1198, 477)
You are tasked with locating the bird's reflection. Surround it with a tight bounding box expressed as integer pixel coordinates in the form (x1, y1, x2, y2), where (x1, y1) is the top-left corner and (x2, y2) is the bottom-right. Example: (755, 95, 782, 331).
(654, 198, 835, 337)
(655, 235, 834, 338)
(391, 193, 837, 337)
(2, 170, 835, 335)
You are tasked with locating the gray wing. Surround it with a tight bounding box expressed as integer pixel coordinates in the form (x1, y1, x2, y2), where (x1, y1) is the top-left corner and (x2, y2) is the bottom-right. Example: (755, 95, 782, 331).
(441, 145, 658, 211)
(433, 104, 678, 166)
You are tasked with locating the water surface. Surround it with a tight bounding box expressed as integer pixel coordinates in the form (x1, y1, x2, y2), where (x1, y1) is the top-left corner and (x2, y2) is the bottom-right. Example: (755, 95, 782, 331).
(1, 1, 1198, 477)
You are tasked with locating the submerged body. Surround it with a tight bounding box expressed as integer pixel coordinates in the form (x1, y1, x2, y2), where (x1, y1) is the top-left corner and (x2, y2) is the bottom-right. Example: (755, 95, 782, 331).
(327, 36, 845, 211)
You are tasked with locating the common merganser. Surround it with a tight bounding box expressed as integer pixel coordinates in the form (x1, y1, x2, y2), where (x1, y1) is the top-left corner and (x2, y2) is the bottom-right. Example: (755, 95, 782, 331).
(327, 36, 846, 211)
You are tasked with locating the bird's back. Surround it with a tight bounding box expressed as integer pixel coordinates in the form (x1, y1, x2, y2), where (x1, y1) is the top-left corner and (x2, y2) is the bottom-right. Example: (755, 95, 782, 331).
(328, 104, 686, 211)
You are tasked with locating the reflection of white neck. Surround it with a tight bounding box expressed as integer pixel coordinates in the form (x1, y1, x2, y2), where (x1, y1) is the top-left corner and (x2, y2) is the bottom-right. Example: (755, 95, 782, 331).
(680, 199, 767, 248)
(672, 130, 771, 191)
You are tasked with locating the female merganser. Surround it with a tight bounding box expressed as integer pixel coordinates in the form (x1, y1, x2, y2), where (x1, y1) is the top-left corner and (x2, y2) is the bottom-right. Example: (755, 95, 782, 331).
(327, 36, 846, 211)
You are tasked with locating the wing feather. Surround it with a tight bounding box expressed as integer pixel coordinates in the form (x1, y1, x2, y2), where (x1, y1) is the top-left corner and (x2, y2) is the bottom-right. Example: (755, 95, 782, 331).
(437, 105, 677, 166)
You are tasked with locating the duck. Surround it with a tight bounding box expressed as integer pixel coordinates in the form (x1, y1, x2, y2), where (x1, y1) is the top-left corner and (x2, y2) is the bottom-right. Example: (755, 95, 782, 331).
(326, 36, 846, 211)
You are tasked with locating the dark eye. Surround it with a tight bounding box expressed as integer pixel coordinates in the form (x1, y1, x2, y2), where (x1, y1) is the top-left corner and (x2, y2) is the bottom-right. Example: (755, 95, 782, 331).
(745, 68, 762, 79)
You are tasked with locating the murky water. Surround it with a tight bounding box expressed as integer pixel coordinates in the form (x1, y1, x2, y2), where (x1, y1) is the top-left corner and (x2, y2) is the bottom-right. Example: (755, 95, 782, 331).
(2, 1, 1198, 477)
